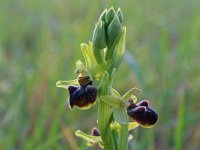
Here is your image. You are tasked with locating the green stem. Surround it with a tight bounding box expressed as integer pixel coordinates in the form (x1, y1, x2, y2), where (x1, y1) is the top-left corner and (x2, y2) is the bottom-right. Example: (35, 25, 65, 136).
(98, 71, 128, 150)
(98, 100, 113, 150)
(118, 113, 128, 150)
(98, 72, 114, 150)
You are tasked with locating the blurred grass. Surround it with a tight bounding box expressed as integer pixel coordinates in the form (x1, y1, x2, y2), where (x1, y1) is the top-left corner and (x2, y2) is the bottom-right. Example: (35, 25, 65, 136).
(0, 0, 200, 150)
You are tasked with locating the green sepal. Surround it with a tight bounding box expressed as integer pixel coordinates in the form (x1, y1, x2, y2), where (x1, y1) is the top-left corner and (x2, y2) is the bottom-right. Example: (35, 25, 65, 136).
(110, 121, 121, 132)
(116, 107, 128, 150)
(56, 79, 78, 89)
(75, 60, 87, 75)
(99, 72, 111, 94)
(90, 63, 107, 81)
(110, 120, 139, 131)
(113, 107, 128, 125)
(80, 43, 97, 70)
(111, 88, 121, 97)
(100, 95, 122, 108)
(75, 130, 102, 143)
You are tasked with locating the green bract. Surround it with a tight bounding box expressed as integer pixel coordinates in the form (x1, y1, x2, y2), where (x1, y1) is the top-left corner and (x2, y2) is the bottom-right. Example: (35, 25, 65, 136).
(56, 6, 158, 150)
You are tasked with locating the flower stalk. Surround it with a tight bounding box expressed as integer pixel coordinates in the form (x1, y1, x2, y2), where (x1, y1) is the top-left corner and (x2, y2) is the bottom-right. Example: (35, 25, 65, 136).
(56, 7, 158, 150)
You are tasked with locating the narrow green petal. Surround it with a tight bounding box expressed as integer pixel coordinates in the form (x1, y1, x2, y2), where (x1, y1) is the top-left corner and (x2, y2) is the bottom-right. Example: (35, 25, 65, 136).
(113, 107, 128, 125)
(110, 121, 120, 132)
(75, 130, 102, 143)
(122, 87, 141, 101)
(56, 79, 78, 89)
(111, 88, 121, 97)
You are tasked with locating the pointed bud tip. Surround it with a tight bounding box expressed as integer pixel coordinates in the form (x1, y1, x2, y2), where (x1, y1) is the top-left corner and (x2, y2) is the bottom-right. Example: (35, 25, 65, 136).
(105, 7, 116, 25)
(117, 8, 123, 24)
(99, 9, 107, 21)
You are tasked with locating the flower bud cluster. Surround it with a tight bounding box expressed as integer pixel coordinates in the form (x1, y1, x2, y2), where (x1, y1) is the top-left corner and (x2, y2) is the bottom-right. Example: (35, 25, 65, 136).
(92, 7, 124, 63)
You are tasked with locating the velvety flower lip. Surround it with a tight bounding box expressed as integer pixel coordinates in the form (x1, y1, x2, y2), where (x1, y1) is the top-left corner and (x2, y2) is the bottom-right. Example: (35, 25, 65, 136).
(127, 99, 158, 128)
(68, 85, 97, 109)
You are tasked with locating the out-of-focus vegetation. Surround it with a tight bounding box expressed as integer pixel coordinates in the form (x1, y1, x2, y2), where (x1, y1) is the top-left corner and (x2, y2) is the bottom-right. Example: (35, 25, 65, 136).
(0, 0, 200, 150)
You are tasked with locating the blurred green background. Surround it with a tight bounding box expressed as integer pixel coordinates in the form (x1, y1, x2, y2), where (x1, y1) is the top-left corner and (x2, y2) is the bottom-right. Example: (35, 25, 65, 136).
(1, 0, 200, 150)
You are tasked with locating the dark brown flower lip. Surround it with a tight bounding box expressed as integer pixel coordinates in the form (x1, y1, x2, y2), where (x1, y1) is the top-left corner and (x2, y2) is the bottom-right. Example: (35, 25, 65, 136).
(127, 100, 158, 127)
(137, 100, 149, 107)
(68, 84, 97, 109)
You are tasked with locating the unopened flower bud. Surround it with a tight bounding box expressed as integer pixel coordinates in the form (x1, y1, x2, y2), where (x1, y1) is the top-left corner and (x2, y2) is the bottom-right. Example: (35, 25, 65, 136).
(87, 127, 101, 147)
(105, 15, 122, 60)
(117, 8, 123, 24)
(105, 7, 116, 26)
(92, 128, 100, 136)
(92, 20, 107, 63)
(127, 100, 158, 128)
(93, 20, 107, 50)
(107, 15, 122, 48)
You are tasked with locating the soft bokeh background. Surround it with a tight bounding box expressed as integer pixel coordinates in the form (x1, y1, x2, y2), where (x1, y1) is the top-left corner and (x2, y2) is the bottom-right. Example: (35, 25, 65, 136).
(1, 0, 200, 150)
